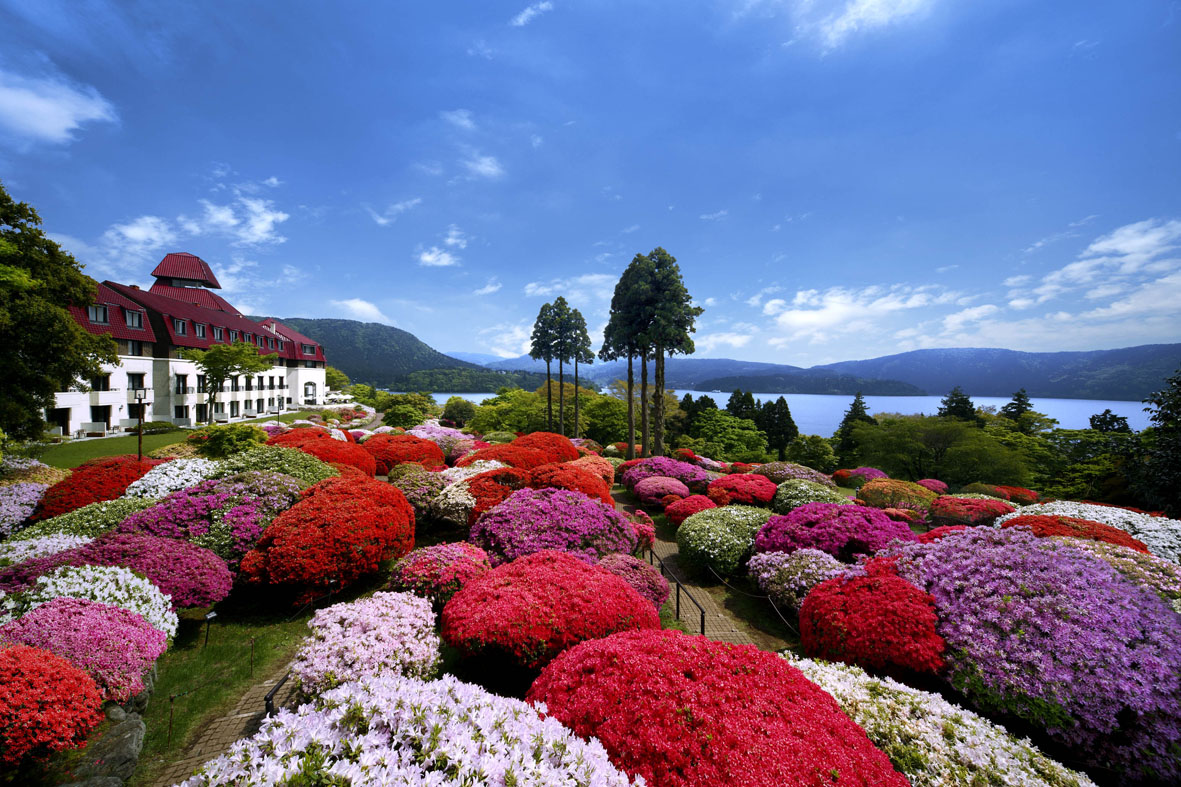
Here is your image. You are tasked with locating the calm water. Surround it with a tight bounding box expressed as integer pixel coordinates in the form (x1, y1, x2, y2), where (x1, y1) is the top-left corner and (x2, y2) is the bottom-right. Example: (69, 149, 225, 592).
(430, 391, 1150, 436)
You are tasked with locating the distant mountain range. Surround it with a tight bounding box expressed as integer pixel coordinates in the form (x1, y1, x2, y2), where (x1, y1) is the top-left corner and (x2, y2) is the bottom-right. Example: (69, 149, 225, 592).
(268, 316, 1181, 401)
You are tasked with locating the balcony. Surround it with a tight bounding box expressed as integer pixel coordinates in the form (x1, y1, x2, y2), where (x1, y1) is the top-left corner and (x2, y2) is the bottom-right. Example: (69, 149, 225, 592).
(175, 386, 195, 395)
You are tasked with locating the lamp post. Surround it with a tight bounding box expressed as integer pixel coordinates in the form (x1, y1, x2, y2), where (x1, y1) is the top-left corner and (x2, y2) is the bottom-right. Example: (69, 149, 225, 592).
(135, 388, 147, 460)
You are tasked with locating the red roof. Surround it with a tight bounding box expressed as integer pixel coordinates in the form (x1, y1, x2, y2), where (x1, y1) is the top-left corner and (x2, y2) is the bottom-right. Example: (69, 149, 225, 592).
(105, 281, 282, 353)
(69, 284, 159, 343)
(151, 253, 222, 289)
(149, 283, 242, 314)
(258, 318, 327, 362)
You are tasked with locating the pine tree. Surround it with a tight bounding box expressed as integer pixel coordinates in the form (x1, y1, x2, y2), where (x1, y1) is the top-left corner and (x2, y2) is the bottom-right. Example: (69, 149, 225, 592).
(1131, 366, 1181, 516)
(529, 302, 557, 430)
(1090, 408, 1131, 433)
(760, 396, 799, 461)
(726, 389, 757, 421)
(938, 385, 977, 422)
(549, 296, 573, 436)
(999, 388, 1033, 420)
(833, 392, 876, 467)
(644, 247, 701, 456)
(569, 307, 593, 439)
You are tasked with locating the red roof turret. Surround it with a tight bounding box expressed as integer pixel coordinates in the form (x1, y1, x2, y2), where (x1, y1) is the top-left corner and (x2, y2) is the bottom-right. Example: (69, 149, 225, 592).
(150, 252, 222, 289)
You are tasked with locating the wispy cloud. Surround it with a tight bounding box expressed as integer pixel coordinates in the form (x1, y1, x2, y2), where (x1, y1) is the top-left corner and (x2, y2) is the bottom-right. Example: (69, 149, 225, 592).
(366, 197, 422, 226)
(511, 1, 554, 27)
(418, 246, 460, 267)
(444, 225, 468, 249)
(699, 209, 728, 220)
(474, 277, 502, 296)
(696, 331, 755, 353)
(331, 298, 394, 324)
(440, 109, 476, 130)
(763, 283, 959, 343)
(524, 273, 617, 299)
(461, 152, 505, 178)
(179, 196, 289, 245)
(0, 67, 117, 144)
(480, 321, 533, 357)
(746, 285, 783, 307)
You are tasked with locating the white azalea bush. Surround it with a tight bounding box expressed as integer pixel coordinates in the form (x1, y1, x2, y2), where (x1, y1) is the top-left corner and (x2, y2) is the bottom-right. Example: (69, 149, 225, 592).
(0, 534, 94, 567)
(771, 479, 853, 515)
(291, 592, 441, 696)
(429, 480, 478, 527)
(997, 501, 1181, 563)
(676, 504, 774, 577)
(181, 673, 640, 786)
(124, 458, 223, 498)
(437, 460, 506, 486)
(18, 565, 178, 639)
(786, 655, 1098, 787)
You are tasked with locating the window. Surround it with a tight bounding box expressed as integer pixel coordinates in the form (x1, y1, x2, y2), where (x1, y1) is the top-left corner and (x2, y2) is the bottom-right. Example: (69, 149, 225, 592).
(88, 305, 109, 324)
(267, 337, 275, 349)
(277, 340, 284, 351)
(231, 376, 240, 392)
(304, 360, 316, 368)
(125, 310, 143, 329)
(244, 333, 252, 344)
(301, 343, 315, 355)
(230, 401, 239, 417)
(213, 326, 224, 341)
(174, 405, 189, 420)
(229, 330, 239, 342)
(173, 318, 187, 336)
(196, 375, 207, 393)
(89, 375, 111, 392)
(127, 373, 145, 391)
(127, 340, 143, 356)
(175, 374, 188, 395)
(195, 324, 207, 339)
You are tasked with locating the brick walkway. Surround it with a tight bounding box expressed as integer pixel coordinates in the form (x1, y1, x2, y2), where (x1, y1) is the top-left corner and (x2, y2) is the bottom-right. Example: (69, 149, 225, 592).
(152, 663, 299, 786)
(649, 537, 755, 645)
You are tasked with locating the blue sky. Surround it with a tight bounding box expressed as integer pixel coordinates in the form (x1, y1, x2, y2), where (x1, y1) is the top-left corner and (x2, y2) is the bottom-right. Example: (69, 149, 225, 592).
(2, 0, 1179, 365)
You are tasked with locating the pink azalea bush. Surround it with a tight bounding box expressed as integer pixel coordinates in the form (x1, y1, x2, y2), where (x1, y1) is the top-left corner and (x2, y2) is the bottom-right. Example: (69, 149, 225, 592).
(754, 502, 918, 562)
(388, 542, 492, 605)
(633, 476, 690, 507)
(597, 553, 670, 608)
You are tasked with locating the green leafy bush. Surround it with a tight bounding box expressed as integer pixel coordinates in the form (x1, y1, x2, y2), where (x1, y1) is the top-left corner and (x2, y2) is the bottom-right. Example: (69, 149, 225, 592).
(128, 421, 182, 435)
(676, 505, 773, 577)
(771, 479, 852, 515)
(186, 423, 268, 458)
(212, 446, 338, 487)
(12, 498, 157, 541)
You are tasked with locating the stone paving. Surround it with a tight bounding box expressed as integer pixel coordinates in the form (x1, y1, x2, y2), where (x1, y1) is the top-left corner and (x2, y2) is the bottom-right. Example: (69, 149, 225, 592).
(648, 537, 755, 645)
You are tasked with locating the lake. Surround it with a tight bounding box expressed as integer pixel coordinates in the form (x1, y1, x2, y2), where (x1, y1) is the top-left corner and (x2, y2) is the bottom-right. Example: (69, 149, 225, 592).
(427, 391, 1151, 436)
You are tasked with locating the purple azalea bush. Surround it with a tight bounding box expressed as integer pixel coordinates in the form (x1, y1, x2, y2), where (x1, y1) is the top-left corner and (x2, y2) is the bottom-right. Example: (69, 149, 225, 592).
(597, 553, 670, 608)
(747, 549, 843, 612)
(389, 542, 491, 605)
(754, 502, 917, 562)
(470, 487, 638, 565)
(389, 470, 448, 519)
(0, 596, 166, 701)
(0, 482, 48, 538)
(751, 462, 837, 489)
(621, 457, 710, 492)
(633, 476, 690, 507)
(881, 527, 1181, 782)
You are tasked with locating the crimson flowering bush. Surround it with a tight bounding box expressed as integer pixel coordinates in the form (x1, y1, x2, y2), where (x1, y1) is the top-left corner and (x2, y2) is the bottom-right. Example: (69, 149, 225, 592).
(597, 553, 669, 608)
(915, 478, 948, 495)
(752, 461, 838, 489)
(360, 434, 446, 474)
(0, 597, 166, 701)
(706, 473, 777, 506)
(527, 462, 613, 506)
(929, 496, 1015, 527)
(755, 503, 917, 562)
(0, 644, 103, 768)
(441, 551, 658, 670)
(267, 430, 377, 476)
(455, 443, 551, 469)
(960, 482, 1013, 500)
(527, 629, 908, 787)
(240, 477, 414, 604)
(857, 479, 938, 512)
(633, 475, 689, 507)
(33, 455, 163, 520)
(470, 488, 637, 565)
(511, 431, 580, 463)
(664, 494, 716, 528)
(621, 457, 710, 492)
(917, 525, 967, 543)
(800, 561, 946, 677)
(466, 467, 532, 524)
(1001, 514, 1150, 552)
(389, 542, 491, 605)
(994, 485, 1038, 504)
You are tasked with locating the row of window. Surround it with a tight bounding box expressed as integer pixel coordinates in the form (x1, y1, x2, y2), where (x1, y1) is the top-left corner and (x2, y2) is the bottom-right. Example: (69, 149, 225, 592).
(88, 305, 144, 329)
(87, 304, 317, 356)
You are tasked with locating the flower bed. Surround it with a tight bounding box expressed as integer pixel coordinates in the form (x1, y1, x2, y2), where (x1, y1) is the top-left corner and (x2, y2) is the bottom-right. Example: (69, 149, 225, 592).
(527, 629, 908, 787)
(267, 430, 377, 475)
(18, 565, 179, 638)
(1063, 538, 1181, 612)
(754, 502, 917, 562)
(917, 524, 967, 543)
(0, 597, 166, 702)
(0, 457, 72, 488)
(633, 475, 690, 507)
(0, 483, 47, 538)
(33, 455, 163, 520)
(183, 673, 638, 786)
(291, 592, 440, 695)
(996, 501, 1181, 563)
(994, 485, 1039, 504)
(706, 473, 777, 506)
(928, 495, 1015, 527)
(0, 535, 93, 568)
(915, 478, 948, 495)
(212, 446, 339, 486)
(747, 548, 843, 612)
(511, 431, 581, 463)
(388, 542, 491, 605)
(753, 461, 839, 488)
(360, 434, 446, 474)
(528, 462, 613, 506)
(441, 550, 658, 670)
(465, 466, 532, 524)
(788, 655, 1098, 787)
(1001, 514, 1150, 552)
(570, 454, 615, 486)
(455, 443, 551, 469)
(770, 478, 852, 515)
(470, 488, 636, 565)
(0, 644, 103, 768)
(857, 478, 938, 512)
(123, 458, 223, 498)
(12, 497, 157, 542)
(388, 468, 448, 520)
(664, 494, 716, 528)
(597, 553, 669, 608)
(675, 505, 773, 577)
(620, 457, 710, 492)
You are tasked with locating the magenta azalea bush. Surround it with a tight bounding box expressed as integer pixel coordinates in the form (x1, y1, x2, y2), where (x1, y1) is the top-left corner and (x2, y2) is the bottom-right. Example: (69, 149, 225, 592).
(754, 503, 917, 562)
(470, 488, 637, 565)
(916, 478, 949, 495)
(881, 527, 1181, 782)
(597, 553, 670, 608)
(621, 457, 710, 492)
(752, 461, 837, 489)
(632, 476, 690, 507)
(0, 597, 166, 702)
(389, 542, 491, 605)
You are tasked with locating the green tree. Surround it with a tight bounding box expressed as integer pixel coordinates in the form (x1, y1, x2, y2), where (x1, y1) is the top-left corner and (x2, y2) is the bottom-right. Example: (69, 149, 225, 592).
(529, 302, 557, 430)
(182, 342, 273, 424)
(785, 435, 837, 474)
(325, 366, 351, 391)
(0, 181, 118, 440)
(937, 385, 977, 422)
(442, 396, 476, 427)
(582, 394, 628, 446)
(469, 387, 547, 434)
(687, 408, 767, 463)
(642, 247, 701, 456)
(1090, 408, 1131, 433)
(1130, 366, 1181, 515)
(601, 260, 648, 459)
(999, 388, 1033, 421)
(349, 383, 377, 406)
(832, 392, 876, 467)
(549, 296, 574, 436)
(568, 307, 594, 439)
(759, 396, 799, 461)
(852, 416, 1029, 486)
(726, 389, 758, 421)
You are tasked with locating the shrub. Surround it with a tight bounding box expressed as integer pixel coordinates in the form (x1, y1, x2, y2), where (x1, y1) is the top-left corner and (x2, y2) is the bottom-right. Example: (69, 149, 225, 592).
(1063, 538, 1181, 613)
(620, 457, 710, 492)
(481, 430, 516, 444)
(34, 455, 163, 520)
(0, 482, 47, 538)
(664, 494, 716, 528)
(527, 462, 613, 506)
(570, 454, 615, 486)
(676, 505, 773, 577)
(0, 534, 93, 568)
(917, 524, 967, 543)
(915, 478, 948, 495)
(454, 443, 550, 469)
(751, 461, 837, 488)
(123, 458, 223, 498)
(12, 497, 157, 542)
(994, 484, 1039, 504)
(597, 553, 669, 608)
(747, 549, 843, 613)
(527, 629, 908, 787)
(625, 509, 656, 551)
(706, 473, 777, 506)
(788, 655, 1099, 787)
(388, 469, 448, 521)
(20, 565, 179, 638)
(442, 551, 658, 670)
(239, 477, 415, 603)
(465, 466, 532, 524)
(470, 488, 637, 565)
(960, 482, 1013, 500)
(268, 430, 376, 476)
(0, 457, 71, 488)
(360, 434, 445, 474)
(511, 431, 580, 463)
(428, 479, 477, 527)
(0, 644, 103, 768)
(633, 475, 690, 507)
(291, 592, 440, 695)
(755, 503, 917, 562)
(928, 496, 1015, 527)
(388, 542, 491, 606)
(186, 423, 268, 458)
(213, 446, 339, 486)
(770, 478, 852, 514)
(857, 478, 938, 512)
(0, 597, 166, 702)
(996, 501, 1181, 564)
(1001, 514, 1150, 552)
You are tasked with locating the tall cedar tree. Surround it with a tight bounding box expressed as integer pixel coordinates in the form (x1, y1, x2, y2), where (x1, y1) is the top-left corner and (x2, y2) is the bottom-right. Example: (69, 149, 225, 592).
(601, 257, 648, 459)
(568, 307, 594, 439)
(759, 396, 799, 461)
(182, 342, 275, 423)
(0, 181, 117, 440)
(549, 296, 573, 436)
(726, 389, 758, 421)
(529, 302, 557, 430)
(938, 385, 977, 421)
(833, 392, 877, 467)
(999, 388, 1033, 420)
(643, 248, 701, 456)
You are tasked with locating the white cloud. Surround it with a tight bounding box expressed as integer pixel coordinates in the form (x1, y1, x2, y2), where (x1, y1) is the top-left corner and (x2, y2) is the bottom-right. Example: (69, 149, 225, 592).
(418, 246, 460, 267)
(366, 197, 422, 226)
(766, 283, 957, 343)
(746, 285, 782, 307)
(699, 209, 728, 220)
(696, 332, 754, 353)
(530, 134, 544, 148)
(444, 225, 468, 249)
(621, 224, 640, 234)
(1003, 274, 1032, 287)
(934, 264, 959, 273)
(462, 153, 505, 178)
(230, 198, 289, 245)
(0, 68, 117, 144)
(262, 176, 282, 187)
(524, 273, 617, 300)
(100, 215, 177, 262)
(480, 321, 533, 357)
(941, 304, 999, 333)
(817, 0, 934, 49)
(511, 1, 553, 27)
(440, 109, 476, 130)
(703, 297, 718, 307)
(331, 298, 394, 324)
(179, 196, 289, 245)
(474, 277, 502, 296)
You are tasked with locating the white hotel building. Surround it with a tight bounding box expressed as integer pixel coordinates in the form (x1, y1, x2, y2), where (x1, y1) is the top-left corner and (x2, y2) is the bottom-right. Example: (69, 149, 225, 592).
(50, 253, 327, 437)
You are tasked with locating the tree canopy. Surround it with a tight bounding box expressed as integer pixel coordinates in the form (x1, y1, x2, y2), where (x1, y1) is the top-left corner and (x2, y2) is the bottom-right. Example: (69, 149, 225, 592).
(937, 385, 977, 421)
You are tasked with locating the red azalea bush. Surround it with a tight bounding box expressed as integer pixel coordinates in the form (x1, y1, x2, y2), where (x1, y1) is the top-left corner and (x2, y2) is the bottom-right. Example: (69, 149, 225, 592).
(706, 473, 777, 507)
(527, 463, 613, 506)
(800, 562, 946, 677)
(917, 525, 968, 543)
(569, 454, 615, 486)
(268, 429, 377, 476)
(832, 469, 854, 486)
(455, 443, 551, 469)
(441, 551, 659, 670)
(33, 455, 163, 520)
(633, 476, 690, 507)
(959, 482, 1012, 500)
(1001, 514, 1150, 552)
(928, 496, 1015, 527)
(665, 495, 717, 529)
(0, 644, 104, 767)
(527, 629, 908, 787)
(360, 434, 446, 474)
(239, 477, 414, 603)
(672, 448, 697, 462)
(511, 431, 580, 463)
(466, 467, 532, 524)
(994, 485, 1039, 505)
(728, 462, 755, 474)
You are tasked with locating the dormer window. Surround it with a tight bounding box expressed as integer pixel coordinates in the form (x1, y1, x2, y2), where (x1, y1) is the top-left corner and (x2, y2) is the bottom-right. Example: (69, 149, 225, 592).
(125, 310, 143, 329)
(301, 343, 315, 355)
(213, 326, 224, 341)
(88, 305, 109, 324)
(173, 318, 187, 336)
(229, 329, 239, 342)
(195, 323, 207, 339)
